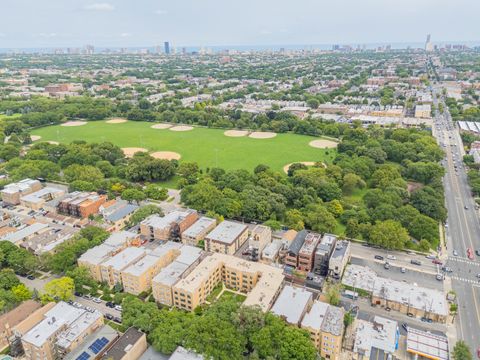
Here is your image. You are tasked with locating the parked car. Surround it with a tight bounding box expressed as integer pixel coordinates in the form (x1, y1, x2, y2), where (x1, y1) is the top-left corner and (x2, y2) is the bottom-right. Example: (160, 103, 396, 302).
(105, 313, 114, 320)
(401, 267, 406, 273)
(386, 255, 396, 260)
(114, 305, 122, 311)
(426, 255, 436, 260)
(384, 262, 390, 270)
(453, 250, 458, 256)
(436, 274, 444, 281)
(385, 307, 391, 312)
(374, 255, 384, 261)
(92, 297, 102, 303)
(467, 248, 474, 260)
(27, 275, 35, 280)
(83, 294, 92, 300)
(106, 302, 114, 308)
(476, 249, 480, 256)
(113, 317, 122, 324)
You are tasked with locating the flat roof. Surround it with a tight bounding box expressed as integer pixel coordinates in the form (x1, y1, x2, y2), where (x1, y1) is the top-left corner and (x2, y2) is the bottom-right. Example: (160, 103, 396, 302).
(205, 220, 247, 244)
(142, 210, 196, 230)
(123, 254, 162, 277)
(101, 246, 147, 271)
(78, 244, 116, 266)
(101, 327, 145, 360)
(301, 300, 329, 331)
(56, 310, 103, 349)
(2, 222, 49, 244)
(342, 265, 448, 316)
(271, 285, 312, 324)
(182, 217, 216, 238)
(64, 325, 118, 360)
(22, 302, 88, 347)
(20, 187, 64, 204)
(330, 240, 350, 260)
(105, 204, 138, 222)
(170, 346, 204, 360)
(407, 327, 449, 360)
(2, 179, 39, 194)
(354, 316, 398, 355)
(104, 230, 138, 248)
(152, 261, 190, 286)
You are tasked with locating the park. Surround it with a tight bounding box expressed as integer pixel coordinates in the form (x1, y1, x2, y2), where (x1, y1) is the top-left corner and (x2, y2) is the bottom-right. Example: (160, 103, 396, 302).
(31, 120, 338, 172)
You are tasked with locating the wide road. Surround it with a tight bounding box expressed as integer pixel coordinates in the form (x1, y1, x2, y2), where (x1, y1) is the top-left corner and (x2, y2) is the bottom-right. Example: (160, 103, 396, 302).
(432, 89, 480, 352)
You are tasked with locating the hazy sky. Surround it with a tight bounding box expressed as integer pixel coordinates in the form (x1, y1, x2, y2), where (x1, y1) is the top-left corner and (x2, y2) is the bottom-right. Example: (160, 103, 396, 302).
(0, 0, 478, 48)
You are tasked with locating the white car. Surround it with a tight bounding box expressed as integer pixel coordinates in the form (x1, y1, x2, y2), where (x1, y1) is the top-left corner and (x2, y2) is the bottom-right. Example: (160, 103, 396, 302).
(401, 267, 406, 273)
(92, 297, 102, 303)
(453, 250, 458, 256)
(387, 255, 396, 260)
(114, 305, 122, 312)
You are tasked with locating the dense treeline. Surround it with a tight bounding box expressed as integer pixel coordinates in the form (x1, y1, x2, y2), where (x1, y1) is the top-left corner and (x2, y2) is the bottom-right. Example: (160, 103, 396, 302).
(181, 126, 445, 250)
(122, 296, 317, 360)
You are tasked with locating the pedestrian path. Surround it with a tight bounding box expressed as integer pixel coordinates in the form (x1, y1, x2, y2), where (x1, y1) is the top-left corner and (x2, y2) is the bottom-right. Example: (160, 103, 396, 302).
(450, 275, 480, 287)
(447, 257, 480, 266)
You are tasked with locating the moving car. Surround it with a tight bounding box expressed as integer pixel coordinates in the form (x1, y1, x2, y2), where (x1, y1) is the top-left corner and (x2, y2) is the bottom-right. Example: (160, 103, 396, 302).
(453, 250, 458, 256)
(92, 297, 102, 303)
(432, 259, 443, 265)
(411, 259, 421, 266)
(436, 274, 444, 281)
(467, 248, 474, 260)
(401, 267, 406, 273)
(386, 255, 396, 260)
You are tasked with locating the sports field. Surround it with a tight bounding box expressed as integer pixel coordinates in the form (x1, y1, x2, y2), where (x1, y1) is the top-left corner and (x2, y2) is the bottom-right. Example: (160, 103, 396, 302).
(31, 121, 337, 172)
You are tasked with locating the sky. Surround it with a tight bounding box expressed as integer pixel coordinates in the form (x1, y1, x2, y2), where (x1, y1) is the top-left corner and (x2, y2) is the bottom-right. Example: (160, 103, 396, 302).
(0, 0, 478, 48)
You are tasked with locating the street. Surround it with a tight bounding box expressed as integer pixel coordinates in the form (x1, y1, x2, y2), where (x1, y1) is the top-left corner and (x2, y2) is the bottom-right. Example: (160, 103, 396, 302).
(432, 89, 480, 351)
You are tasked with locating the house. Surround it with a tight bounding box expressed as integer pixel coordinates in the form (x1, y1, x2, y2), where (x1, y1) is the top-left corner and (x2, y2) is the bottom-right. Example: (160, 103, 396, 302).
(313, 234, 337, 276)
(204, 221, 248, 255)
(100, 327, 147, 360)
(1, 179, 42, 205)
(100, 200, 139, 232)
(328, 240, 351, 280)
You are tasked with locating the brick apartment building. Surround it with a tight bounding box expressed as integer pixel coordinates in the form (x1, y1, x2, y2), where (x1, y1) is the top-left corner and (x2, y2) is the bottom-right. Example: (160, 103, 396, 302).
(57, 192, 107, 218)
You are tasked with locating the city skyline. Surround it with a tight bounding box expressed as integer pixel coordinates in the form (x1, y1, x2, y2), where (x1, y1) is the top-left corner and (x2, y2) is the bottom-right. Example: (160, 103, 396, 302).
(0, 0, 479, 48)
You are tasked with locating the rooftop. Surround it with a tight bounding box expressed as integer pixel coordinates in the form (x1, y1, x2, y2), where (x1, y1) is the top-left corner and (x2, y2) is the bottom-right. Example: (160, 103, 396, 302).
(342, 265, 448, 316)
(104, 230, 138, 248)
(298, 232, 322, 256)
(406, 327, 449, 360)
(2, 222, 49, 244)
(300, 300, 329, 331)
(205, 220, 248, 245)
(354, 316, 398, 355)
(101, 327, 145, 360)
(56, 310, 103, 349)
(123, 254, 162, 277)
(287, 230, 308, 256)
(78, 243, 116, 266)
(271, 285, 312, 324)
(20, 187, 64, 204)
(170, 346, 204, 360)
(321, 305, 344, 336)
(182, 217, 216, 238)
(64, 325, 119, 360)
(152, 261, 190, 286)
(101, 246, 147, 271)
(142, 210, 196, 230)
(105, 203, 139, 223)
(1, 179, 40, 195)
(330, 240, 350, 260)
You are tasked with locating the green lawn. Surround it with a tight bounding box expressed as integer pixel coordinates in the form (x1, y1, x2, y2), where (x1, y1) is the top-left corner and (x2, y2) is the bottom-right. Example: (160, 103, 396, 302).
(0, 114, 21, 120)
(31, 121, 337, 172)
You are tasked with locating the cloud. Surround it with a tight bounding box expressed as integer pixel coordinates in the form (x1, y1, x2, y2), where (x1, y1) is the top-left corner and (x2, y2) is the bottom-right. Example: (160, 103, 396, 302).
(155, 9, 168, 15)
(84, 3, 115, 11)
(120, 32, 132, 38)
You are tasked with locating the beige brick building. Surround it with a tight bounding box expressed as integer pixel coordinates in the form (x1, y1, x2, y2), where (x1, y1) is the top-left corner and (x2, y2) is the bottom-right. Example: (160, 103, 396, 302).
(140, 210, 198, 241)
(100, 247, 148, 287)
(1, 179, 42, 205)
(172, 253, 284, 312)
(204, 221, 248, 255)
(248, 225, 272, 254)
(181, 216, 216, 246)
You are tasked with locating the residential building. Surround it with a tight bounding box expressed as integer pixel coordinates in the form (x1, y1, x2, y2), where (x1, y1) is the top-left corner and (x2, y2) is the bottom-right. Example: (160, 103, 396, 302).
(328, 240, 351, 280)
(64, 325, 119, 360)
(343, 265, 448, 322)
(100, 200, 139, 232)
(0, 300, 42, 351)
(284, 230, 308, 268)
(297, 232, 322, 272)
(353, 316, 399, 360)
(20, 187, 65, 210)
(1, 179, 42, 205)
(101, 327, 147, 360)
(313, 234, 337, 276)
(78, 231, 138, 280)
(21, 302, 103, 360)
(261, 239, 283, 263)
(414, 104, 432, 118)
(271, 285, 313, 326)
(172, 253, 284, 312)
(2, 223, 49, 246)
(181, 217, 216, 246)
(100, 247, 147, 287)
(57, 192, 107, 218)
(301, 301, 345, 360)
(151, 245, 202, 306)
(204, 221, 248, 255)
(406, 328, 449, 360)
(21, 225, 78, 255)
(140, 210, 198, 241)
(248, 224, 272, 254)
(121, 242, 182, 295)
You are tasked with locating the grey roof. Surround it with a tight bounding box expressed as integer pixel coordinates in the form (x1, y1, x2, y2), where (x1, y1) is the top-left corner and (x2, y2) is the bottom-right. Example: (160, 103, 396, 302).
(271, 285, 312, 324)
(321, 305, 344, 336)
(106, 203, 139, 222)
(182, 217, 216, 238)
(330, 240, 350, 259)
(138, 347, 169, 360)
(287, 230, 308, 256)
(64, 325, 118, 360)
(170, 347, 204, 360)
(301, 300, 329, 330)
(2, 222, 49, 244)
(205, 220, 247, 245)
(152, 261, 190, 286)
(101, 327, 145, 360)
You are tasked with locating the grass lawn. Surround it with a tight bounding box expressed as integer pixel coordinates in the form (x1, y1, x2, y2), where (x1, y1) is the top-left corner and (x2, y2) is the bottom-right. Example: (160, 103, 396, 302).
(31, 121, 337, 172)
(218, 290, 247, 304)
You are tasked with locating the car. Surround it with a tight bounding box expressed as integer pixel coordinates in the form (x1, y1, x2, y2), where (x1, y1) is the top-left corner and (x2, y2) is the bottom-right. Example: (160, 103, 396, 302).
(407, 313, 414, 317)
(401, 267, 406, 273)
(106, 302, 114, 308)
(421, 317, 428, 322)
(114, 305, 122, 311)
(442, 266, 453, 273)
(67, 300, 74, 305)
(477, 274, 480, 278)
(386, 255, 396, 260)
(385, 307, 391, 312)
(464, 205, 469, 210)
(105, 313, 113, 320)
(374, 255, 384, 261)
(411, 259, 421, 266)
(83, 294, 92, 300)
(476, 249, 480, 256)
(113, 317, 122, 323)
(27, 275, 35, 280)
(432, 259, 443, 265)
(85, 306, 94, 313)
(74, 292, 82, 297)
(402, 323, 408, 331)
(436, 274, 444, 281)
(426, 255, 436, 260)
(384, 262, 390, 270)
(467, 248, 474, 260)
(453, 250, 458, 256)
(92, 297, 102, 303)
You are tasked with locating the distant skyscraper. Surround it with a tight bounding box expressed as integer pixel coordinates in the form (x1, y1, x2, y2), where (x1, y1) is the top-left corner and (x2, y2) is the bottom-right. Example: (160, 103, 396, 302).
(425, 34, 433, 52)
(164, 41, 170, 54)
(84, 44, 95, 55)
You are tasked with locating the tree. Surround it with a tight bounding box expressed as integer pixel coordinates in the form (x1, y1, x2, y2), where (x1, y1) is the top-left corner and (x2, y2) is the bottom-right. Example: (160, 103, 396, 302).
(326, 283, 341, 306)
(453, 341, 472, 360)
(369, 220, 409, 249)
(128, 205, 164, 226)
(43, 277, 74, 302)
(302, 204, 337, 233)
(144, 184, 168, 200)
(121, 188, 146, 203)
(284, 209, 305, 231)
(12, 284, 32, 301)
(64, 164, 104, 183)
(66, 266, 97, 293)
(0, 269, 20, 290)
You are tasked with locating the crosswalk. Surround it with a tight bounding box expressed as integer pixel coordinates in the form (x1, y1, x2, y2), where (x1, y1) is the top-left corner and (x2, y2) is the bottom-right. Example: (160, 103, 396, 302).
(450, 276, 480, 287)
(447, 257, 480, 267)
